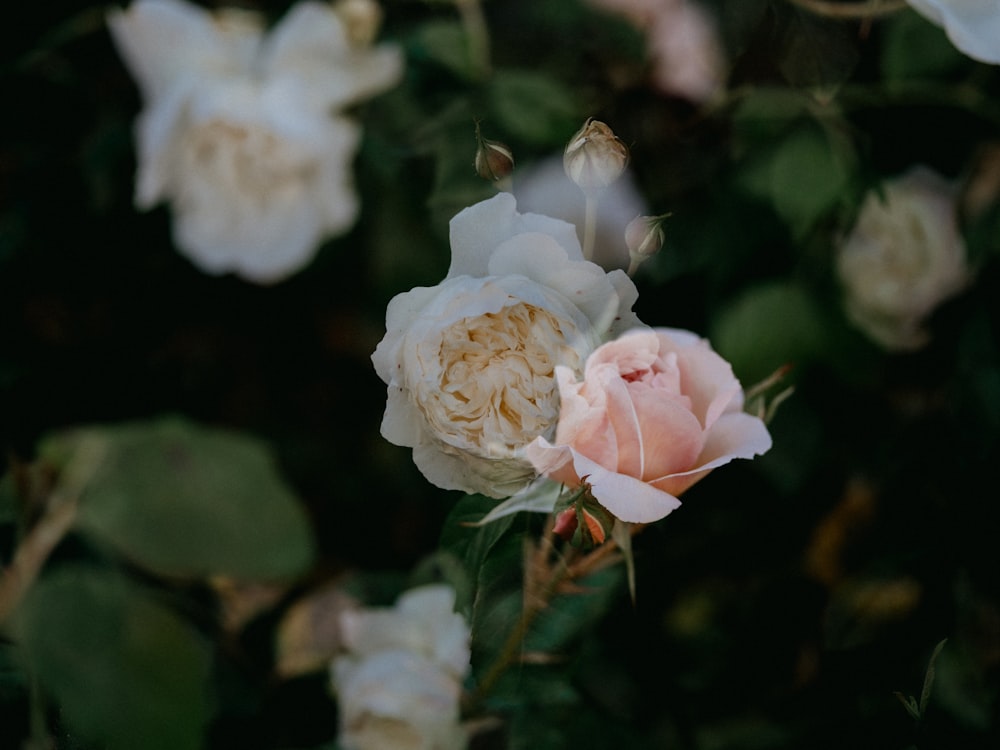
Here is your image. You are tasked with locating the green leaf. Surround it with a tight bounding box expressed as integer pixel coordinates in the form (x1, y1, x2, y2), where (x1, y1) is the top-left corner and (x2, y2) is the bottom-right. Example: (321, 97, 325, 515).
(526, 565, 623, 654)
(736, 120, 855, 240)
(11, 565, 214, 750)
(411, 20, 476, 80)
(40, 417, 315, 580)
(919, 638, 949, 715)
(881, 10, 967, 85)
(710, 281, 829, 385)
(488, 70, 579, 147)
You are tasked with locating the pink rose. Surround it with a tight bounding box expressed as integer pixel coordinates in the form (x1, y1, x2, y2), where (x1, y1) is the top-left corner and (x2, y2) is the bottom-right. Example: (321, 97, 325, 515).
(525, 328, 772, 524)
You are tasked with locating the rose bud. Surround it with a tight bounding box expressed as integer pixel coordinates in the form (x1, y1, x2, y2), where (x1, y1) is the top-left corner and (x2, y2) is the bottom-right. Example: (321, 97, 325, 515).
(563, 118, 629, 190)
(552, 507, 579, 541)
(475, 136, 515, 182)
(625, 213, 668, 275)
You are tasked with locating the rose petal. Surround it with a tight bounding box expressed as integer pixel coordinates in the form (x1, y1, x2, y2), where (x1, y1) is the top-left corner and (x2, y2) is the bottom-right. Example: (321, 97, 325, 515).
(651, 410, 772, 496)
(447, 193, 583, 279)
(571, 452, 682, 523)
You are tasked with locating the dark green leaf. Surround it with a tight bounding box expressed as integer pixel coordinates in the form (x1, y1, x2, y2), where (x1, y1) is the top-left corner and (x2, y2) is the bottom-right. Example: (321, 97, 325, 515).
(411, 20, 475, 80)
(710, 281, 829, 385)
(488, 70, 579, 147)
(40, 417, 315, 580)
(736, 120, 855, 239)
(11, 565, 214, 750)
(881, 10, 967, 85)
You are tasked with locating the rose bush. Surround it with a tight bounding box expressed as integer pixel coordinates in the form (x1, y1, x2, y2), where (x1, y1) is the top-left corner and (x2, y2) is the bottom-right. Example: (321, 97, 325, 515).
(372, 192, 641, 498)
(525, 328, 772, 524)
(836, 166, 971, 351)
(331, 585, 470, 750)
(907, 0, 1000, 64)
(108, 0, 402, 283)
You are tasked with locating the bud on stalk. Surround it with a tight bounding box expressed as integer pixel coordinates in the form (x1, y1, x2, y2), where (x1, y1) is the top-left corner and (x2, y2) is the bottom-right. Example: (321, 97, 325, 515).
(563, 118, 629, 191)
(474, 123, 514, 183)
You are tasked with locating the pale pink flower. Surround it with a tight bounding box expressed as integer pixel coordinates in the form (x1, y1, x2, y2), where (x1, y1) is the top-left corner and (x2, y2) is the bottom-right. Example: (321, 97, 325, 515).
(588, 0, 726, 103)
(526, 328, 772, 524)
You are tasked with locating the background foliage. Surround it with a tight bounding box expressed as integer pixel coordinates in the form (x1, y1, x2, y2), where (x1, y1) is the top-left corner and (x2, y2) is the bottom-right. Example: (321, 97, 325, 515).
(2, 0, 999, 748)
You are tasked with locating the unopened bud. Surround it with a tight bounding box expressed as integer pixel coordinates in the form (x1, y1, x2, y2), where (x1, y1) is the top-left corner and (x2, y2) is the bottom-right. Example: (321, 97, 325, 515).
(552, 507, 578, 541)
(625, 214, 666, 261)
(474, 125, 514, 182)
(333, 0, 383, 46)
(563, 118, 629, 191)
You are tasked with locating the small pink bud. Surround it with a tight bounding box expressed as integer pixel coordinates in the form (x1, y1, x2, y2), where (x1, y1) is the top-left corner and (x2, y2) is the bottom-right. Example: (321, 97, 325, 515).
(552, 508, 579, 541)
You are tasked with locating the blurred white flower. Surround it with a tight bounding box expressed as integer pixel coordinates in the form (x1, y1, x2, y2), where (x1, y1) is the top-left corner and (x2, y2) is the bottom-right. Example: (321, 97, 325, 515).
(836, 166, 971, 351)
(907, 0, 1000, 64)
(587, 0, 725, 103)
(108, 0, 402, 283)
(331, 585, 470, 750)
(372, 192, 641, 498)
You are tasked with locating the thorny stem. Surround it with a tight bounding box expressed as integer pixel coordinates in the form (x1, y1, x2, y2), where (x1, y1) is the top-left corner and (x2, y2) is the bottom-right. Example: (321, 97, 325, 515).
(470, 519, 646, 705)
(454, 0, 491, 79)
(784, 0, 908, 19)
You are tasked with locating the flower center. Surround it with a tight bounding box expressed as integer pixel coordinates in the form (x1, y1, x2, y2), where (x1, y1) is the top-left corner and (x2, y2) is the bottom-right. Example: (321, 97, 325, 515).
(419, 302, 581, 456)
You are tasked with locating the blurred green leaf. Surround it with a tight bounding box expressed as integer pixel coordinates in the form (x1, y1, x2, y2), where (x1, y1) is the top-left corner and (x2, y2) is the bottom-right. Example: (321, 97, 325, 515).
(526, 566, 623, 654)
(40, 417, 315, 580)
(881, 10, 967, 85)
(488, 70, 579, 147)
(711, 280, 829, 385)
(411, 20, 475, 80)
(736, 120, 855, 239)
(11, 565, 214, 750)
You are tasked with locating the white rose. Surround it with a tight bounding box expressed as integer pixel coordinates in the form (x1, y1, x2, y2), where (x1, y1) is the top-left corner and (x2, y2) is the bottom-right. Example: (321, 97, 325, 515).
(836, 166, 971, 351)
(332, 650, 467, 750)
(339, 585, 471, 678)
(907, 0, 1000, 65)
(331, 585, 470, 750)
(372, 193, 642, 498)
(107, 0, 402, 283)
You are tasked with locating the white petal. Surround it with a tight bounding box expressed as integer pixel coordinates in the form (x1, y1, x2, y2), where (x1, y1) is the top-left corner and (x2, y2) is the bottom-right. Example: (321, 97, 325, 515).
(447, 193, 583, 279)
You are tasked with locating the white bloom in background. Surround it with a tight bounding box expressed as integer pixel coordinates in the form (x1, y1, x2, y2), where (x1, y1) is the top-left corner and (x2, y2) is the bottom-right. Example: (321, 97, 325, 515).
(331, 585, 470, 750)
(372, 192, 642, 498)
(588, 0, 726, 103)
(107, 0, 402, 283)
(907, 0, 1000, 65)
(836, 166, 971, 351)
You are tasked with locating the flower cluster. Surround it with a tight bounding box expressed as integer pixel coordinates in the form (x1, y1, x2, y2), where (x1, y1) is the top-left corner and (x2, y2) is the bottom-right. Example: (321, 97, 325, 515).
(108, 0, 402, 283)
(331, 585, 471, 750)
(374, 122, 772, 527)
